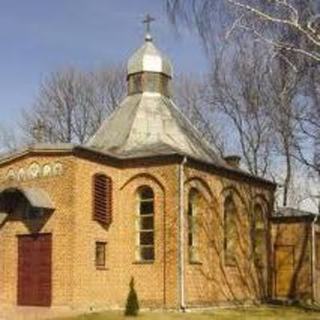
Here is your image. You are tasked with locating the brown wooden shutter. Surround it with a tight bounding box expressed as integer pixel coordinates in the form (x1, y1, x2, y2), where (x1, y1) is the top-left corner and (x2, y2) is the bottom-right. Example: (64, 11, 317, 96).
(105, 176, 112, 225)
(93, 174, 112, 225)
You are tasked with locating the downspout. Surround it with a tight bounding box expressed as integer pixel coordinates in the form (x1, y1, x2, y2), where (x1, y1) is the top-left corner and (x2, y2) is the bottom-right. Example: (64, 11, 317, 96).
(311, 213, 319, 303)
(178, 156, 187, 311)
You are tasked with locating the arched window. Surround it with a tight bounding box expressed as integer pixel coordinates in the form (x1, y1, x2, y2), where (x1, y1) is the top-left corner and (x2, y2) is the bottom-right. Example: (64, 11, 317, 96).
(253, 203, 266, 267)
(137, 186, 154, 262)
(224, 195, 237, 266)
(93, 174, 112, 225)
(188, 188, 199, 262)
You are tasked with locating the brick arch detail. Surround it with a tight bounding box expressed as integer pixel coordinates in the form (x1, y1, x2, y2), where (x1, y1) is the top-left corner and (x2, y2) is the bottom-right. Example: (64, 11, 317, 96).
(184, 176, 215, 204)
(253, 194, 271, 214)
(221, 185, 248, 210)
(120, 172, 166, 194)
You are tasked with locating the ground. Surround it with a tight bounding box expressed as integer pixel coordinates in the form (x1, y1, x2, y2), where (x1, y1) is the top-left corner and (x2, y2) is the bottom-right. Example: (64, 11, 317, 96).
(55, 306, 320, 320)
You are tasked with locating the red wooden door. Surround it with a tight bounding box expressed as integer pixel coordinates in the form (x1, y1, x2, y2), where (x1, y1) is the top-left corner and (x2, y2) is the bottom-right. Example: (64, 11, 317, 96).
(18, 234, 52, 306)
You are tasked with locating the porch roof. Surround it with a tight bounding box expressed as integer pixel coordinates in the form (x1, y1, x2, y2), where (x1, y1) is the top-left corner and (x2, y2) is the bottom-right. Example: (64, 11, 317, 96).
(273, 207, 319, 219)
(0, 186, 55, 210)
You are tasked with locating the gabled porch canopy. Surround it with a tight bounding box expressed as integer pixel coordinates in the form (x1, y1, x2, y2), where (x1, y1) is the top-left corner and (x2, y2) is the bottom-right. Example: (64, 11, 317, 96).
(0, 186, 55, 222)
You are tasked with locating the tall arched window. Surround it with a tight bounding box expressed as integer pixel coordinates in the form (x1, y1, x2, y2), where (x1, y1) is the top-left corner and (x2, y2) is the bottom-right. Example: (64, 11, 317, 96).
(188, 188, 199, 262)
(137, 186, 154, 262)
(253, 203, 266, 267)
(93, 173, 112, 225)
(224, 195, 237, 266)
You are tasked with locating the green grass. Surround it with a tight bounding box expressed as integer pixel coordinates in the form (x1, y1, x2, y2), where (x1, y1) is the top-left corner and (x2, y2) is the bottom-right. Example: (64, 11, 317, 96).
(56, 306, 320, 320)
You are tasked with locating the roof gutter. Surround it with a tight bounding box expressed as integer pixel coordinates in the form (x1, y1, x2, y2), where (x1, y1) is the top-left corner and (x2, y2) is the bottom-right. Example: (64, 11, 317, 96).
(178, 156, 187, 311)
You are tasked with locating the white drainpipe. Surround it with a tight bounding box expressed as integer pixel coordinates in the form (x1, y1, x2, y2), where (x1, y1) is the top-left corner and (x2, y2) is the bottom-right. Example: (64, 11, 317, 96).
(311, 213, 319, 303)
(178, 156, 187, 311)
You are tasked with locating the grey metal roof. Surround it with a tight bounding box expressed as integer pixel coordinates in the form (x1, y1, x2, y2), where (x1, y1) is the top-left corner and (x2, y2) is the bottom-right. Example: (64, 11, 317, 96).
(0, 186, 55, 209)
(89, 36, 224, 165)
(273, 207, 319, 218)
(86, 92, 225, 165)
(127, 37, 172, 77)
(0, 143, 74, 165)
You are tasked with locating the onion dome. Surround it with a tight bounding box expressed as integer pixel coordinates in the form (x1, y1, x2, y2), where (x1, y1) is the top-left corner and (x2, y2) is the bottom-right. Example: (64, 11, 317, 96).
(127, 34, 173, 78)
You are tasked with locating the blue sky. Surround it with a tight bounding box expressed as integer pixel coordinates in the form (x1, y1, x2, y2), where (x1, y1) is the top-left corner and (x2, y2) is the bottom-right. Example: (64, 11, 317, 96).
(0, 0, 207, 131)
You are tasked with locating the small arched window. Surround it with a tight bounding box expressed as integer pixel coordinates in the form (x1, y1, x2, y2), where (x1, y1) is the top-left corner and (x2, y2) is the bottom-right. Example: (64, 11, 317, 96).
(137, 186, 154, 262)
(188, 188, 200, 262)
(93, 174, 112, 225)
(253, 203, 266, 267)
(224, 195, 237, 266)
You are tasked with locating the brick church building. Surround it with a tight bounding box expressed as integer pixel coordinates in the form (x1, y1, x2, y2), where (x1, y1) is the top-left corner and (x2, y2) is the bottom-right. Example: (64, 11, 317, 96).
(0, 27, 319, 317)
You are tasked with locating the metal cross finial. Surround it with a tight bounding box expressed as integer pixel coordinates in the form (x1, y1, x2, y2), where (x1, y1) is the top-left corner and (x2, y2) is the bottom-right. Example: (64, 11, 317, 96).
(143, 14, 155, 39)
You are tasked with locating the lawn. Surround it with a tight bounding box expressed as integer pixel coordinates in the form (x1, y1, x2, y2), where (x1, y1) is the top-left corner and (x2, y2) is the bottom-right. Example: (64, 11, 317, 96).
(56, 306, 320, 320)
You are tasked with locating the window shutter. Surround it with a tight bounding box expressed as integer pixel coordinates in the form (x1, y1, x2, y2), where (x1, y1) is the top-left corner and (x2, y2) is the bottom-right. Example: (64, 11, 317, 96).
(105, 176, 112, 225)
(93, 174, 112, 225)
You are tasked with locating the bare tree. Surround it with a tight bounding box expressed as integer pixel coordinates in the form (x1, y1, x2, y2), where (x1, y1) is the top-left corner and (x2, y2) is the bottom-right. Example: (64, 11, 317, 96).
(174, 73, 225, 156)
(295, 65, 320, 175)
(213, 42, 304, 206)
(308, 67, 320, 175)
(290, 64, 320, 210)
(209, 40, 274, 177)
(166, 0, 318, 208)
(87, 66, 127, 134)
(21, 65, 126, 144)
(0, 125, 18, 153)
(262, 50, 309, 206)
(225, 0, 320, 63)
(166, 0, 320, 64)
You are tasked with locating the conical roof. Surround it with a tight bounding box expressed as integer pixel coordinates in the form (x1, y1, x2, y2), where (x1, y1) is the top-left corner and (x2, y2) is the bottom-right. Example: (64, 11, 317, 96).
(87, 92, 224, 164)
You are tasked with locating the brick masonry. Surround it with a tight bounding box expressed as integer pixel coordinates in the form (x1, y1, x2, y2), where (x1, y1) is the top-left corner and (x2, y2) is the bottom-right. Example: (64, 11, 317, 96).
(0, 150, 281, 314)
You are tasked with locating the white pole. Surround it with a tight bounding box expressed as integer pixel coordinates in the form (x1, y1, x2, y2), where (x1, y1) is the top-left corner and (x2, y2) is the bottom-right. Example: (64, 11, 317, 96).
(178, 156, 187, 311)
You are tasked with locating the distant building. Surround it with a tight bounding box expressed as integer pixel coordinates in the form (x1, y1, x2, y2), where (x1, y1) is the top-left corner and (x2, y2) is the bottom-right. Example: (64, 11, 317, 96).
(0, 25, 317, 318)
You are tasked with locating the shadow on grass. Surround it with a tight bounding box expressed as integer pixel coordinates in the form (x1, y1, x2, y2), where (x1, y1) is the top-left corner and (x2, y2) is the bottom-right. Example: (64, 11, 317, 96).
(55, 305, 320, 320)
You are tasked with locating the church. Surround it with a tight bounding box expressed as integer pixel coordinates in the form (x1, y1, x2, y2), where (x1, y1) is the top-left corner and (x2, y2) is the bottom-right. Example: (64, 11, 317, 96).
(0, 22, 319, 317)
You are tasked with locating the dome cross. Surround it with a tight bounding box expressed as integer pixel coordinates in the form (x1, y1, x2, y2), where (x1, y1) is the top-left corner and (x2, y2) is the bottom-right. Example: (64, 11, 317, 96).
(142, 14, 155, 40)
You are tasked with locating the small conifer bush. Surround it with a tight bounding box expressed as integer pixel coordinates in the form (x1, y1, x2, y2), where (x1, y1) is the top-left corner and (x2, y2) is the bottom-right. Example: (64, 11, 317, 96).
(125, 277, 139, 316)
